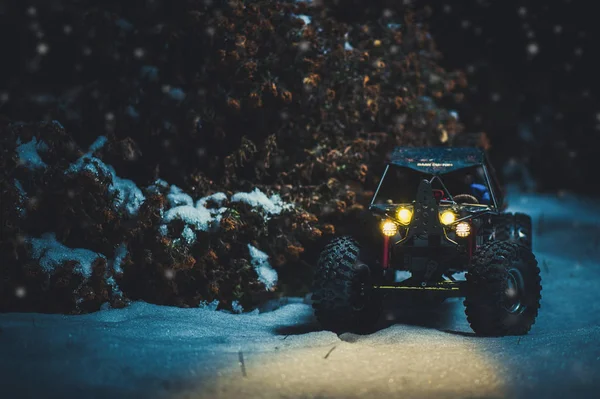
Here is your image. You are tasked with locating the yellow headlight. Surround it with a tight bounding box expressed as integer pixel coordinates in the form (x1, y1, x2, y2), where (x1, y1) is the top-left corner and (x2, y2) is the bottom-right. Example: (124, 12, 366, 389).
(381, 220, 398, 237)
(440, 210, 456, 225)
(456, 222, 471, 237)
(396, 207, 413, 225)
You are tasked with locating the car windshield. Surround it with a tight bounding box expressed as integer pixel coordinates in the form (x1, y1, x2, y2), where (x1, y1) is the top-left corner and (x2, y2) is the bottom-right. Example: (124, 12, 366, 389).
(372, 165, 492, 206)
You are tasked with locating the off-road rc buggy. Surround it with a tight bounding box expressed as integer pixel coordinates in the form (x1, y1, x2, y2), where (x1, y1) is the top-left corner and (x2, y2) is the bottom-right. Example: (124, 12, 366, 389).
(312, 147, 541, 336)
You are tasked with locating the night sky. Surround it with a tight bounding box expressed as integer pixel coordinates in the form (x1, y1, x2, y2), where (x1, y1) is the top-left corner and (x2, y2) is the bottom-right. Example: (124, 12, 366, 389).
(425, 0, 600, 194)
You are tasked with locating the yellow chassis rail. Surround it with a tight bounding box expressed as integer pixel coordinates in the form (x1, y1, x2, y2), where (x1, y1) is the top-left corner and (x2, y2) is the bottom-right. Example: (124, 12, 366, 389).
(373, 281, 466, 297)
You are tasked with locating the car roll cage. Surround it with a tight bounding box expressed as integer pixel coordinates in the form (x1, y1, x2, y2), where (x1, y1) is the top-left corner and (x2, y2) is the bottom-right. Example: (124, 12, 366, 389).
(369, 162, 500, 212)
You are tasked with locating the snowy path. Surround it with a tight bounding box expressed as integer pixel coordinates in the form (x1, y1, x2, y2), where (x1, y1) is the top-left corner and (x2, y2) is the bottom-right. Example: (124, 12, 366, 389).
(1, 193, 600, 398)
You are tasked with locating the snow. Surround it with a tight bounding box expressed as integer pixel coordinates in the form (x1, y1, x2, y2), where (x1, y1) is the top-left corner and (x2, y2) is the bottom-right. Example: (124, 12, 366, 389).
(158, 224, 168, 236)
(168, 87, 186, 101)
(88, 135, 107, 152)
(16, 136, 48, 170)
(181, 225, 196, 245)
(231, 188, 293, 217)
(163, 205, 213, 231)
(140, 65, 158, 81)
(14, 179, 26, 197)
(196, 192, 227, 208)
(3, 191, 600, 398)
(167, 185, 194, 207)
(67, 136, 145, 216)
(199, 299, 220, 311)
(27, 233, 104, 278)
(112, 244, 128, 274)
(231, 301, 244, 314)
(295, 14, 311, 25)
(105, 276, 121, 297)
(527, 42, 540, 56)
(248, 244, 278, 290)
(126, 105, 140, 119)
(111, 174, 146, 216)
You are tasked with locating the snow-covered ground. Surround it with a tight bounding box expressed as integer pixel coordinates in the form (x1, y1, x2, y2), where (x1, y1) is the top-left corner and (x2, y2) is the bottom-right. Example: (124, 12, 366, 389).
(1, 192, 600, 398)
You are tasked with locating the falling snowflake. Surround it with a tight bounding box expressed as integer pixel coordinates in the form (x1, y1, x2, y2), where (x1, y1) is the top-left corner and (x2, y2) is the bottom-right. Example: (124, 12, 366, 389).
(526, 31, 535, 39)
(37, 43, 49, 55)
(134, 48, 145, 58)
(64, 25, 72, 34)
(527, 42, 539, 56)
(491, 93, 501, 102)
(554, 25, 563, 34)
(298, 41, 310, 52)
(206, 26, 215, 36)
(0, 92, 8, 102)
(27, 7, 37, 17)
(506, 286, 517, 298)
(83, 47, 92, 56)
(574, 48, 583, 56)
(443, 5, 452, 13)
(15, 287, 26, 298)
(517, 7, 527, 17)
(165, 269, 175, 279)
(382, 9, 393, 18)
(105, 112, 115, 121)
(461, 20, 471, 29)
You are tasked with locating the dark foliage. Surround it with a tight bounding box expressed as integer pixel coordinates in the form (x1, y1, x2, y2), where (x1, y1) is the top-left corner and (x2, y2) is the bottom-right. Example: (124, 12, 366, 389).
(0, 0, 472, 313)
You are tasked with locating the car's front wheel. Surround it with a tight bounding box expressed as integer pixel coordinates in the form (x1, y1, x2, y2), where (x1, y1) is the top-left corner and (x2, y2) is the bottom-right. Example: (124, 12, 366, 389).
(464, 241, 541, 336)
(311, 236, 381, 333)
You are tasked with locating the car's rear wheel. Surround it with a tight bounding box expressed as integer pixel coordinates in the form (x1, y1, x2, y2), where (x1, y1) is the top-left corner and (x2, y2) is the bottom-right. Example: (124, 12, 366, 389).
(464, 241, 541, 336)
(312, 236, 381, 333)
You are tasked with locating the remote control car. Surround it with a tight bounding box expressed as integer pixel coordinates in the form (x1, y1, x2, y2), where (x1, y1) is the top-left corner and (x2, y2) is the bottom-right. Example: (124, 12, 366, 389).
(312, 147, 541, 336)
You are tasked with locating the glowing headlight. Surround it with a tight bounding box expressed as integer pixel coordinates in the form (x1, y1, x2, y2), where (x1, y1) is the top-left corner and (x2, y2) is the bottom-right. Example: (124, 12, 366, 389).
(396, 207, 413, 225)
(381, 220, 398, 237)
(440, 210, 456, 225)
(456, 222, 471, 237)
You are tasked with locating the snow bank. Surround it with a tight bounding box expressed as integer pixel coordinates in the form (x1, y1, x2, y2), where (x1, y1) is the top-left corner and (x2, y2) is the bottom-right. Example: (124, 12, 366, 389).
(231, 188, 293, 217)
(28, 233, 104, 278)
(67, 136, 145, 216)
(248, 244, 278, 290)
(16, 137, 48, 170)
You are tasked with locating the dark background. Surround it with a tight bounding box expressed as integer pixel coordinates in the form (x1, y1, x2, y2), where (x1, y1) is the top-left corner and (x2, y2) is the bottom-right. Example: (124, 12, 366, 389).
(0, 0, 598, 194)
(424, 0, 600, 194)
